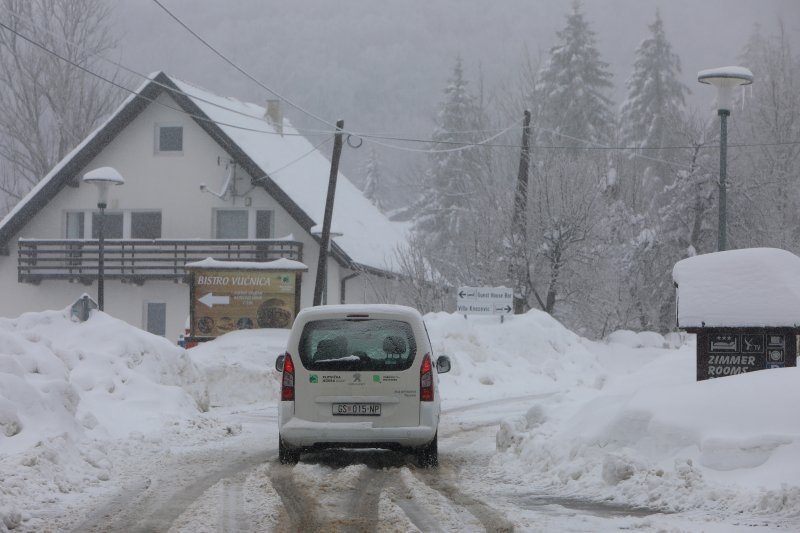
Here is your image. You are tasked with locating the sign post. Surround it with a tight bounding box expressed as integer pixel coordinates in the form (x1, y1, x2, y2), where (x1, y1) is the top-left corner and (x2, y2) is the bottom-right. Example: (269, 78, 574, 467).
(456, 286, 513, 322)
(185, 258, 308, 344)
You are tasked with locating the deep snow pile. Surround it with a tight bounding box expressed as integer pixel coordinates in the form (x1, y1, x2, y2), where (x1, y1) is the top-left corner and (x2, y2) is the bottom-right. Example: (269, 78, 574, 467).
(186, 328, 288, 408)
(494, 325, 800, 519)
(425, 311, 604, 402)
(0, 308, 210, 530)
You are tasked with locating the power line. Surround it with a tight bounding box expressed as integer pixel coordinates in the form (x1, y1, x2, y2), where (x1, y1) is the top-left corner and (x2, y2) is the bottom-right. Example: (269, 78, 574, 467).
(361, 120, 524, 154)
(144, 1, 549, 154)
(3, 11, 800, 159)
(2, 5, 532, 145)
(0, 20, 328, 138)
(151, 0, 339, 131)
(256, 136, 334, 179)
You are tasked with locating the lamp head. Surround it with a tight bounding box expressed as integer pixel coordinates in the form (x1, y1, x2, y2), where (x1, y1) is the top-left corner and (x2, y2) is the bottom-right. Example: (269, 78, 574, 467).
(698, 66, 754, 112)
(83, 167, 124, 208)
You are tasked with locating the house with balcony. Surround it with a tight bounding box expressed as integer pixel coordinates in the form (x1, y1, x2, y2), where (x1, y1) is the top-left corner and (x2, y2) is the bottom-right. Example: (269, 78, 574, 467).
(0, 72, 409, 340)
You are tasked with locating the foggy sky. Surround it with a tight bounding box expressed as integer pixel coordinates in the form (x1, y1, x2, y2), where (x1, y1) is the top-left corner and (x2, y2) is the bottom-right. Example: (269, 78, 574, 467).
(112, 0, 800, 185)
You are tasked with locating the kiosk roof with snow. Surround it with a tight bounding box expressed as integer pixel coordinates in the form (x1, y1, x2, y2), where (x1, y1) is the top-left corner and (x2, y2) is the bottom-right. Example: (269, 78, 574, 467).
(673, 248, 800, 330)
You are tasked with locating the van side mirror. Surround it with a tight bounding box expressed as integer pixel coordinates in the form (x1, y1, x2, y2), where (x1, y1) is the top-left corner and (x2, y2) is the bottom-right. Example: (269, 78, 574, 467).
(275, 354, 285, 372)
(436, 355, 451, 374)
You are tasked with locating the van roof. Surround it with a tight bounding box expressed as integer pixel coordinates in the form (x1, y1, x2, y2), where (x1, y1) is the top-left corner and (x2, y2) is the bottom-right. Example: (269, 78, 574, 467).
(295, 304, 423, 322)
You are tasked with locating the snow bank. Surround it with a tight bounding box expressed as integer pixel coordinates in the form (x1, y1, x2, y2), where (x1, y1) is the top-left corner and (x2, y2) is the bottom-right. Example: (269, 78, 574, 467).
(0, 307, 210, 530)
(187, 328, 286, 407)
(426, 310, 603, 403)
(0, 309, 208, 453)
(495, 336, 800, 517)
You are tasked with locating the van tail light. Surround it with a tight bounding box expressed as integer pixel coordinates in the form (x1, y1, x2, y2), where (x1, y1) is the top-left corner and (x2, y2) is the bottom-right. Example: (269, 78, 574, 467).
(281, 352, 295, 401)
(420, 353, 433, 402)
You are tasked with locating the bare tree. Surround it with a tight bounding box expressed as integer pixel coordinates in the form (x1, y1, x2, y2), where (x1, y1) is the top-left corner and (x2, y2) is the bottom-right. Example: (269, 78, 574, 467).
(391, 234, 451, 314)
(0, 0, 124, 212)
(529, 153, 602, 317)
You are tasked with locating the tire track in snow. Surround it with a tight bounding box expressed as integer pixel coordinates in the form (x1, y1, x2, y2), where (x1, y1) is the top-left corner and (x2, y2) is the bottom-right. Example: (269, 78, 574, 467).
(344, 467, 388, 532)
(414, 467, 515, 533)
(219, 473, 245, 532)
(268, 464, 324, 532)
(72, 448, 272, 532)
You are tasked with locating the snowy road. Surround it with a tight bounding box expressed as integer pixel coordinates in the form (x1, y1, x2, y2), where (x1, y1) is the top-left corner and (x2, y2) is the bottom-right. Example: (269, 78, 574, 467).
(40, 393, 681, 533)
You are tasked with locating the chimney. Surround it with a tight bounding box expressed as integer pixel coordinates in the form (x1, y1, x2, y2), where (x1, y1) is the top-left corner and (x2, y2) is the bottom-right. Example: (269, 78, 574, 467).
(265, 99, 283, 136)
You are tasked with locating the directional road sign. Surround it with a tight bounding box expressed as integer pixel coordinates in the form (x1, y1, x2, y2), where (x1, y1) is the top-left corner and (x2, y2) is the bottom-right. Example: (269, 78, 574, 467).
(456, 286, 513, 315)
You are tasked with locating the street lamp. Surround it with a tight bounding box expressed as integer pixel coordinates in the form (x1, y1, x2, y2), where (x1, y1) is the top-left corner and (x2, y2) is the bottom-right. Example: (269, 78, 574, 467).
(698, 66, 753, 251)
(82, 167, 124, 311)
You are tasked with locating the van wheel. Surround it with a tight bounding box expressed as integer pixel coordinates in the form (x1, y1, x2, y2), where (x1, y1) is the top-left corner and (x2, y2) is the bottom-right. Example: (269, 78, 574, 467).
(279, 437, 300, 465)
(416, 434, 438, 468)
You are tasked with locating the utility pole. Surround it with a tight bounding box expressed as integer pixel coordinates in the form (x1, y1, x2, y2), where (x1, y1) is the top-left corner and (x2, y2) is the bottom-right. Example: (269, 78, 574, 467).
(313, 119, 345, 306)
(509, 110, 532, 314)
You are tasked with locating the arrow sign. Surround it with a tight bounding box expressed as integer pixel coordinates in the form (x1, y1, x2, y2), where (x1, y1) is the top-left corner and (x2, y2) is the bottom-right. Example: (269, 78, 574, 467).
(457, 286, 512, 316)
(198, 293, 230, 308)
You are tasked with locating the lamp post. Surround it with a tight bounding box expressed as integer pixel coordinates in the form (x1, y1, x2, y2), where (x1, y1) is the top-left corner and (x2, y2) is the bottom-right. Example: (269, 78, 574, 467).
(698, 66, 753, 251)
(82, 167, 124, 311)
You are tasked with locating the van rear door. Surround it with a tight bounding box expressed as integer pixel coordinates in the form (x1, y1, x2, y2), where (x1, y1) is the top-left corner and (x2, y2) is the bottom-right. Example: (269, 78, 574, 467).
(293, 318, 420, 427)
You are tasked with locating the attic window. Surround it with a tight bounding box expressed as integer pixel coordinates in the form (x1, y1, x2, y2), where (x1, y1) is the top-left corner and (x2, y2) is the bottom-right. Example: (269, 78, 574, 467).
(157, 125, 183, 153)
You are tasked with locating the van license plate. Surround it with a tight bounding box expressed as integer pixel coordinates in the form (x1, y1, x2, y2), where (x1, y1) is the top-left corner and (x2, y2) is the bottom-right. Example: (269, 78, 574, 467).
(333, 403, 381, 416)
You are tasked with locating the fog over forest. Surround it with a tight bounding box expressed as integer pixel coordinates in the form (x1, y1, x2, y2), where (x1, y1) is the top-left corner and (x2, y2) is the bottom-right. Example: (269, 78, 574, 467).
(113, 0, 800, 186)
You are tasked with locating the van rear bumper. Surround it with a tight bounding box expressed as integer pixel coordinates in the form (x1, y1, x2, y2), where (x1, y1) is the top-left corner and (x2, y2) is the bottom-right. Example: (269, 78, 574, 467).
(279, 404, 438, 449)
(280, 422, 437, 449)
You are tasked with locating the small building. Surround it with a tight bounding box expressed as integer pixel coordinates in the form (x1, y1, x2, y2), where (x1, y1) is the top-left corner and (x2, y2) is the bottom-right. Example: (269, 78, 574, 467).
(0, 72, 409, 340)
(673, 248, 799, 380)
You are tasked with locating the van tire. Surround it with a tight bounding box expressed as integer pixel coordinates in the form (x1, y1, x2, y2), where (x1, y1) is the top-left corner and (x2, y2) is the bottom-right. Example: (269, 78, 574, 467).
(279, 437, 300, 465)
(416, 434, 438, 468)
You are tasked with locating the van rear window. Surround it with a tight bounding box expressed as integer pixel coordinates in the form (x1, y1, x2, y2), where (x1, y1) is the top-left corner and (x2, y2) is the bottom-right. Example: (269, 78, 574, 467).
(299, 319, 417, 371)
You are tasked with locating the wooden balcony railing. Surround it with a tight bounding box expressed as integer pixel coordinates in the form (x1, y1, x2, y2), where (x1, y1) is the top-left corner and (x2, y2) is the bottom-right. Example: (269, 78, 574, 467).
(18, 238, 303, 285)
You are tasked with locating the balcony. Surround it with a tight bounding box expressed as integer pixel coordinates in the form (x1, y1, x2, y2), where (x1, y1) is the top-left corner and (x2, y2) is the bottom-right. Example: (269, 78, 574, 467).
(18, 238, 303, 285)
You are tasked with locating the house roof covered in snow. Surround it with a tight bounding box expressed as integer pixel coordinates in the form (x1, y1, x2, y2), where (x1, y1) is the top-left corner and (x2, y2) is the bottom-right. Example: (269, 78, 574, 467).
(0, 72, 408, 274)
(672, 248, 800, 329)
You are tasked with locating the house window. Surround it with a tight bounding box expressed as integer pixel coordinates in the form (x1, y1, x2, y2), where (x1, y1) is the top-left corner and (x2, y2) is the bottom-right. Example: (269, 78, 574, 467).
(256, 210, 273, 238)
(131, 211, 162, 239)
(157, 125, 183, 153)
(91, 212, 123, 239)
(215, 210, 248, 239)
(66, 212, 84, 238)
(145, 302, 166, 336)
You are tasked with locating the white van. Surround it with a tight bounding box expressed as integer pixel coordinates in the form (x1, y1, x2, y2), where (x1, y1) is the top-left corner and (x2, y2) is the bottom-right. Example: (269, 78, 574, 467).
(275, 304, 451, 467)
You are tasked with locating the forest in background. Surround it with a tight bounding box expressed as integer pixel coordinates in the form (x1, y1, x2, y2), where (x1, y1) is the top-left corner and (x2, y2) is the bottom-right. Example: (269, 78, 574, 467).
(0, 1, 798, 336)
(392, 5, 800, 337)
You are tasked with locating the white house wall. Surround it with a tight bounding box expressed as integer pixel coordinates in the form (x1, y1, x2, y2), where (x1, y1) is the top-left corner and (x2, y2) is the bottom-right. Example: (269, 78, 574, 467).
(0, 91, 349, 340)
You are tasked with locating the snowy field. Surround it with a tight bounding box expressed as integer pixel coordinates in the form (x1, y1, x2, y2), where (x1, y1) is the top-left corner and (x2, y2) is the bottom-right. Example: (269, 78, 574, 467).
(1, 306, 799, 531)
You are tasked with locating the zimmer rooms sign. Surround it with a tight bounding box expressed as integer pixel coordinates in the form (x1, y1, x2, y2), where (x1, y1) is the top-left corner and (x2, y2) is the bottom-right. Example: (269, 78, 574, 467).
(696, 330, 797, 380)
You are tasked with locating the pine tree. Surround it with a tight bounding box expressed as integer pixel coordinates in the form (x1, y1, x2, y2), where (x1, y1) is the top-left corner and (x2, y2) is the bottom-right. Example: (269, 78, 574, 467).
(620, 11, 688, 152)
(411, 58, 490, 279)
(362, 146, 385, 212)
(619, 10, 688, 196)
(534, 1, 614, 146)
